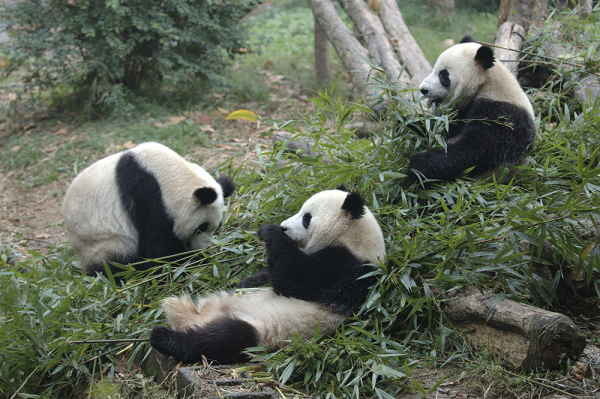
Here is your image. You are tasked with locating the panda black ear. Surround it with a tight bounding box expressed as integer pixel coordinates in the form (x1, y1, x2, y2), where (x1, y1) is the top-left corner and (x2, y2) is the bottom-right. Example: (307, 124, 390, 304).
(475, 45, 495, 69)
(217, 175, 235, 198)
(194, 187, 217, 205)
(341, 191, 365, 220)
(460, 35, 476, 44)
(336, 184, 348, 192)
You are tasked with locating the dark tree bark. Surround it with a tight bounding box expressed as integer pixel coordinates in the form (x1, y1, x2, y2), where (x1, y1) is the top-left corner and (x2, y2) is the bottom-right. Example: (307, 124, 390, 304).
(314, 17, 332, 84)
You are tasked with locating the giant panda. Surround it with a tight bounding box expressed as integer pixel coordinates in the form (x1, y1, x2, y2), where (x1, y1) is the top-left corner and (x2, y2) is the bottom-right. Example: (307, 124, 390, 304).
(409, 36, 536, 182)
(149, 186, 386, 364)
(62, 142, 235, 276)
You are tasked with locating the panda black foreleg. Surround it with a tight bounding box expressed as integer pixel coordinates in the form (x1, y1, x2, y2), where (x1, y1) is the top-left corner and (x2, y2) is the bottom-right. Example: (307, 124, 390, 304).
(408, 137, 485, 182)
(150, 318, 259, 365)
(236, 269, 271, 288)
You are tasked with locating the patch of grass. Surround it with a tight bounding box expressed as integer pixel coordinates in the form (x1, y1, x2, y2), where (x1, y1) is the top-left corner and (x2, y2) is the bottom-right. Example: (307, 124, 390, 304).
(0, 113, 208, 186)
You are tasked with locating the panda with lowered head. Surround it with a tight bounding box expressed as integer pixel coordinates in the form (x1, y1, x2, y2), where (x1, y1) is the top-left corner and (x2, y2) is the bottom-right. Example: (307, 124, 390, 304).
(62, 142, 235, 276)
(409, 36, 536, 182)
(149, 186, 386, 364)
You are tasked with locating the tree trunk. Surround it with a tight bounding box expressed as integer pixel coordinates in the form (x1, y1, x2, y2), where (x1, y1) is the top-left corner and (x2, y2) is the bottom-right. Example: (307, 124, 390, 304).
(498, 0, 548, 31)
(494, 21, 526, 76)
(308, 0, 372, 94)
(337, 0, 410, 87)
(314, 17, 332, 84)
(377, 0, 432, 87)
(442, 287, 587, 369)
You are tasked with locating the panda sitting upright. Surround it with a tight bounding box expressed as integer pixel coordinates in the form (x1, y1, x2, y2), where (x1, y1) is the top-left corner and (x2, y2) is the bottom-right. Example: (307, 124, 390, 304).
(409, 36, 536, 182)
(62, 142, 235, 277)
(149, 186, 386, 364)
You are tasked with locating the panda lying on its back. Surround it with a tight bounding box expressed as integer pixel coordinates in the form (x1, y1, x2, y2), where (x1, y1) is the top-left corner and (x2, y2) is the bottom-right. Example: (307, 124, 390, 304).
(62, 142, 235, 277)
(149, 186, 386, 364)
(410, 36, 536, 182)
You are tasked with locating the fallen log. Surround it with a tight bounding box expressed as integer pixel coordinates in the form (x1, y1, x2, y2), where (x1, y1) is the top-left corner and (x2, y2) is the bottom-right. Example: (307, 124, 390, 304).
(441, 287, 587, 369)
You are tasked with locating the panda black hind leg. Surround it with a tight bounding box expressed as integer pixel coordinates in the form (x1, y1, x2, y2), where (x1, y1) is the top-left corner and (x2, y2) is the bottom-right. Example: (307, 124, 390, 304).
(149, 318, 259, 364)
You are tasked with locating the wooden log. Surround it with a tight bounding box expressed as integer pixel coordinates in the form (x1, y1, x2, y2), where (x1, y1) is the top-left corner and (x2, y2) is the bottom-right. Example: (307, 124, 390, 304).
(441, 287, 587, 369)
(337, 0, 410, 87)
(377, 0, 432, 88)
(494, 21, 526, 77)
(308, 0, 372, 94)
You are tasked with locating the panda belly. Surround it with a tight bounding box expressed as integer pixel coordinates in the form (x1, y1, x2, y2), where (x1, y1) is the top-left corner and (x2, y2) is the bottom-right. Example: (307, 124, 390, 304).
(151, 289, 346, 364)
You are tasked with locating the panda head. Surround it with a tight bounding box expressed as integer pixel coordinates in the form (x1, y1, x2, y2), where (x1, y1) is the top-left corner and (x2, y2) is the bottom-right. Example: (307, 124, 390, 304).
(419, 36, 495, 107)
(183, 174, 235, 250)
(132, 142, 237, 252)
(280, 186, 385, 264)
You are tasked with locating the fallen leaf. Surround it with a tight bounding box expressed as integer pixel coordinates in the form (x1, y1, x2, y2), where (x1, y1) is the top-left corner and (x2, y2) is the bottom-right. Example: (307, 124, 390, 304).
(168, 116, 186, 125)
(154, 122, 164, 128)
(11, 146, 20, 152)
(199, 126, 215, 134)
(218, 144, 233, 150)
(34, 233, 50, 239)
(191, 111, 213, 125)
(54, 128, 67, 136)
(21, 123, 35, 132)
(123, 141, 136, 149)
(225, 109, 258, 122)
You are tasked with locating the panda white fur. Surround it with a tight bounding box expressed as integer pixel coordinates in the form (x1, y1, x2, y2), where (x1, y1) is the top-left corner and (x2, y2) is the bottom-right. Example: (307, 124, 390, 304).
(149, 186, 386, 364)
(62, 142, 235, 276)
(410, 36, 536, 181)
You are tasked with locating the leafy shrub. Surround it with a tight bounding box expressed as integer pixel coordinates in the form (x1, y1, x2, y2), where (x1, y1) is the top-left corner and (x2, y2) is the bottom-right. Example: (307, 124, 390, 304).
(0, 0, 259, 109)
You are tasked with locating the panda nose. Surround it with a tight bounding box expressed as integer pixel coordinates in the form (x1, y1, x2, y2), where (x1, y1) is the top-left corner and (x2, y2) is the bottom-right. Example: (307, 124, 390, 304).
(281, 226, 287, 232)
(420, 88, 429, 95)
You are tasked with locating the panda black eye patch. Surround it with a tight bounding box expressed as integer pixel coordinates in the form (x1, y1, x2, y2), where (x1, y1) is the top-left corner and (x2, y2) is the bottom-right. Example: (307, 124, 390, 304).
(302, 213, 312, 229)
(196, 222, 210, 234)
(439, 69, 451, 88)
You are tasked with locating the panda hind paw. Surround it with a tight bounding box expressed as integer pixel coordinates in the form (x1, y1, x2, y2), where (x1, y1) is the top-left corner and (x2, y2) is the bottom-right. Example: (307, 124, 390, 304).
(149, 325, 179, 356)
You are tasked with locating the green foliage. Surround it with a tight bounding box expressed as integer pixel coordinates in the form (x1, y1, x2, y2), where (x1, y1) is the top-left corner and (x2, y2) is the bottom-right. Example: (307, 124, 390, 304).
(0, 0, 259, 110)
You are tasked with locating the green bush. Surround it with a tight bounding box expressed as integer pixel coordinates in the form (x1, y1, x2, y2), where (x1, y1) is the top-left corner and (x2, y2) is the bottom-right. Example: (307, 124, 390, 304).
(1, 0, 259, 109)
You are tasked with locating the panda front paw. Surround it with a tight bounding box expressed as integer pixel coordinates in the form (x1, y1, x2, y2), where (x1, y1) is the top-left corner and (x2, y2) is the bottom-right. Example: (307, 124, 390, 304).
(257, 224, 285, 241)
(408, 152, 433, 181)
(236, 269, 270, 288)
